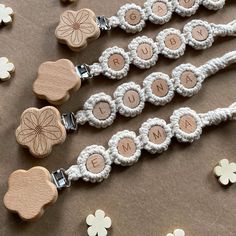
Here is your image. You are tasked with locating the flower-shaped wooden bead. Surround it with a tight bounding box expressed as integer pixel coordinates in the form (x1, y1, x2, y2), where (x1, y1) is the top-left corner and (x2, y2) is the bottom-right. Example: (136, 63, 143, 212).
(167, 229, 185, 236)
(86, 209, 112, 236)
(55, 9, 100, 51)
(4, 167, 58, 221)
(33, 59, 81, 105)
(16, 106, 66, 158)
(0, 4, 13, 25)
(214, 159, 236, 185)
(0, 57, 15, 81)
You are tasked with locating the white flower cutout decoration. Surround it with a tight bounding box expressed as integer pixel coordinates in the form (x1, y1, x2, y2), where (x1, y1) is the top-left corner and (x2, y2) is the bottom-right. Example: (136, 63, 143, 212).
(86, 209, 112, 236)
(167, 229, 185, 236)
(0, 4, 13, 24)
(0, 57, 15, 81)
(214, 159, 236, 185)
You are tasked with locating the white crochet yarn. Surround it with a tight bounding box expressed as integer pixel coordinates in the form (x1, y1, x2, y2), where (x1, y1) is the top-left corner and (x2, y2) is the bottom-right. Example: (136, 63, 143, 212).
(99, 47, 130, 80)
(116, 3, 147, 33)
(139, 118, 172, 154)
(173, 0, 200, 17)
(170, 107, 203, 143)
(156, 28, 186, 59)
(202, 0, 225, 11)
(67, 103, 236, 182)
(210, 20, 236, 37)
(143, 72, 175, 106)
(80, 93, 117, 128)
(144, 0, 173, 25)
(77, 145, 112, 183)
(113, 82, 146, 117)
(108, 130, 142, 166)
(128, 36, 159, 69)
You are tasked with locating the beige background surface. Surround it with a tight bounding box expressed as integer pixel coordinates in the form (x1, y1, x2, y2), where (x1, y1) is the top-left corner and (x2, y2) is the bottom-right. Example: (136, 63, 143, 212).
(0, 0, 236, 235)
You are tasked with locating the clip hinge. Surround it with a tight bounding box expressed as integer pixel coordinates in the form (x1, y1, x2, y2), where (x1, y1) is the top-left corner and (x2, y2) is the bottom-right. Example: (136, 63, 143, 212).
(51, 169, 71, 190)
(76, 64, 92, 81)
(97, 16, 111, 31)
(61, 112, 78, 132)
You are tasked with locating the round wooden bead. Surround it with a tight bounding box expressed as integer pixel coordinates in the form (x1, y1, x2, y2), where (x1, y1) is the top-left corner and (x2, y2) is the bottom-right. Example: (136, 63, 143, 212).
(164, 34, 182, 50)
(151, 79, 169, 97)
(179, 0, 196, 8)
(123, 90, 140, 109)
(117, 137, 137, 157)
(86, 154, 106, 174)
(124, 8, 141, 26)
(148, 125, 167, 144)
(92, 101, 112, 120)
(152, 1, 168, 17)
(108, 54, 126, 71)
(191, 25, 209, 41)
(137, 43, 154, 60)
(180, 71, 197, 88)
(179, 115, 197, 134)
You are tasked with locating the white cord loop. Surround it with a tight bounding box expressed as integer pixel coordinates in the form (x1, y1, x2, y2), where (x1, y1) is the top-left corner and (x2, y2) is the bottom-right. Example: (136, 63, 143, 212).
(87, 20, 235, 80)
(67, 103, 236, 182)
(73, 51, 236, 130)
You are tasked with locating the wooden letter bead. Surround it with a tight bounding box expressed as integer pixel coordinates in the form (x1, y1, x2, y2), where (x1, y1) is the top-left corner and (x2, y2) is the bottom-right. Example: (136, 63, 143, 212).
(137, 43, 154, 60)
(164, 34, 182, 50)
(123, 90, 140, 109)
(125, 8, 141, 26)
(179, 0, 196, 8)
(55, 9, 101, 51)
(148, 125, 167, 144)
(4, 167, 58, 221)
(86, 154, 106, 174)
(151, 79, 169, 97)
(179, 115, 197, 134)
(117, 137, 136, 157)
(33, 59, 81, 105)
(16, 107, 67, 158)
(191, 25, 209, 41)
(152, 1, 168, 17)
(180, 71, 197, 88)
(93, 101, 112, 120)
(108, 54, 125, 71)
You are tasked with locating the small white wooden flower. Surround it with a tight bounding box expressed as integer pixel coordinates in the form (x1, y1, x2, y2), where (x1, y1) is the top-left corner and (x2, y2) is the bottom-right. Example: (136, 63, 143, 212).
(214, 159, 236, 185)
(86, 209, 112, 236)
(0, 57, 15, 81)
(0, 4, 13, 24)
(167, 229, 185, 236)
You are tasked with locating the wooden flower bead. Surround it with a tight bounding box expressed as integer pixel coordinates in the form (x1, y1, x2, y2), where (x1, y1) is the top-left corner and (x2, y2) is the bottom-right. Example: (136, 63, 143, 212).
(33, 59, 81, 105)
(55, 9, 101, 51)
(4, 167, 58, 221)
(15, 106, 66, 158)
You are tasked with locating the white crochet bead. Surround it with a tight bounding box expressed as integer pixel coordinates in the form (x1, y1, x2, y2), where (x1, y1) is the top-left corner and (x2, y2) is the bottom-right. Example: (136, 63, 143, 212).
(128, 36, 159, 69)
(108, 130, 142, 166)
(202, 0, 225, 10)
(143, 72, 175, 106)
(173, 0, 200, 17)
(116, 3, 147, 33)
(171, 63, 204, 97)
(113, 82, 145, 117)
(77, 145, 112, 183)
(82, 93, 117, 128)
(170, 107, 203, 143)
(183, 20, 214, 50)
(139, 118, 172, 154)
(99, 46, 130, 80)
(144, 0, 173, 25)
(156, 28, 186, 59)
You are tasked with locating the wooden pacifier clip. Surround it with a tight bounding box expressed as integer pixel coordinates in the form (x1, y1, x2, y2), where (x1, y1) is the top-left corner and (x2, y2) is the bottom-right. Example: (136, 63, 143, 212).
(54, 0, 226, 51)
(35, 19, 236, 105)
(5, 103, 236, 220)
(17, 51, 236, 158)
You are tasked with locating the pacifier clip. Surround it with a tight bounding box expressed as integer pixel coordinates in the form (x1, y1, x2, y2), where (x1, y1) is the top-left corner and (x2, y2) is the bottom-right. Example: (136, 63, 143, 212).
(18, 51, 236, 158)
(5, 103, 236, 221)
(34, 19, 236, 104)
